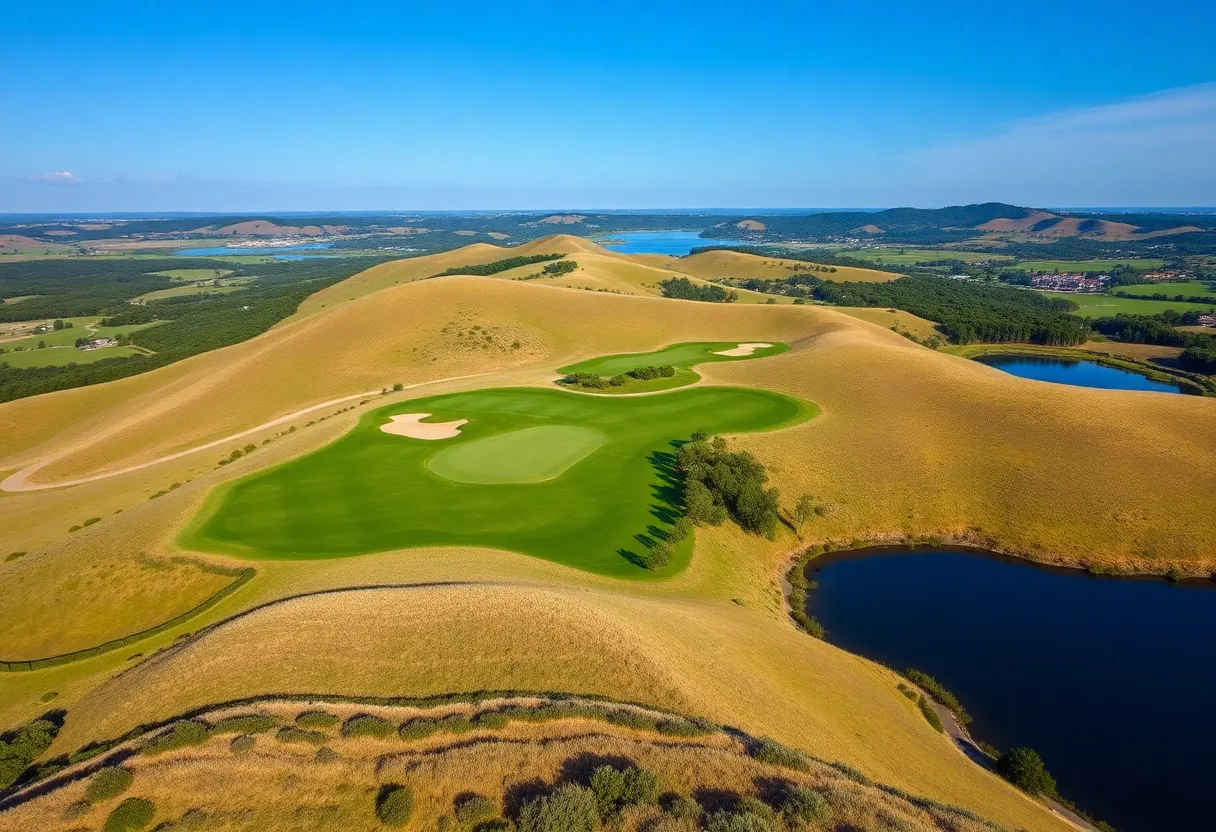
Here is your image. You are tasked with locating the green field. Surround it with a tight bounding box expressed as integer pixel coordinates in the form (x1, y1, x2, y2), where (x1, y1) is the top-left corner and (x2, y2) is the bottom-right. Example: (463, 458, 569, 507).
(151, 268, 235, 281)
(1038, 291, 1216, 318)
(1113, 280, 1215, 299)
(558, 341, 788, 393)
(1019, 259, 1166, 272)
(841, 248, 1011, 265)
(0, 315, 163, 367)
(183, 385, 814, 576)
(132, 281, 250, 303)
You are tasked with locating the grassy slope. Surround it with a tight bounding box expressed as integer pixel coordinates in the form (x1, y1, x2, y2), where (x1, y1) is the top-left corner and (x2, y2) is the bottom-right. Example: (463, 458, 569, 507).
(833, 307, 941, 340)
(2, 242, 1215, 830)
(1040, 291, 1216, 317)
(673, 249, 899, 283)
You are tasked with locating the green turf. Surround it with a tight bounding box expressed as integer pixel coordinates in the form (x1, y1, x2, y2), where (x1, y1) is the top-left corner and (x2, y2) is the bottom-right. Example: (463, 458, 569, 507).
(839, 248, 1010, 265)
(1019, 258, 1165, 272)
(1038, 291, 1216, 318)
(0, 345, 147, 368)
(559, 340, 788, 384)
(426, 424, 606, 484)
(1112, 280, 1215, 299)
(182, 386, 815, 577)
(150, 268, 235, 281)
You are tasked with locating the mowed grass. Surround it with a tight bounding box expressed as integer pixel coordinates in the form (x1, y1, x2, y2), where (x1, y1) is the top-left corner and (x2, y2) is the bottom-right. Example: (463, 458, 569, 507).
(183, 386, 813, 575)
(559, 341, 788, 376)
(1039, 291, 1216, 317)
(842, 248, 1011, 265)
(1113, 280, 1215, 298)
(0, 344, 147, 368)
(1019, 258, 1165, 272)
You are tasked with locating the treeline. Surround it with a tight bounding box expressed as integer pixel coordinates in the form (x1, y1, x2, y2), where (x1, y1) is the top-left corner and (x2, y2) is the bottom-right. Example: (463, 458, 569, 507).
(431, 253, 564, 277)
(658, 277, 737, 303)
(814, 276, 1089, 345)
(689, 244, 903, 275)
(0, 258, 393, 402)
(1091, 311, 1216, 348)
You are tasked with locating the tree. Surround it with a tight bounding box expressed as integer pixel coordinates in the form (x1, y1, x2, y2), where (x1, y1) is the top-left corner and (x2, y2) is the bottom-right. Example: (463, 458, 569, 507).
(998, 747, 1056, 796)
(792, 494, 816, 534)
(518, 784, 599, 832)
(52, 319, 64, 330)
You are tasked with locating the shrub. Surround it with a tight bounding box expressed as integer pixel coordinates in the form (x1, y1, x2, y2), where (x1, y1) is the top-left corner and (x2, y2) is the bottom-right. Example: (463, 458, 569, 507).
(997, 747, 1056, 796)
(230, 734, 256, 754)
(296, 711, 339, 730)
(341, 714, 396, 740)
(703, 808, 776, 832)
(0, 717, 58, 789)
(749, 738, 809, 772)
(211, 714, 277, 735)
(901, 669, 971, 725)
(315, 746, 339, 764)
(916, 696, 944, 732)
(142, 720, 210, 755)
(661, 794, 702, 822)
(103, 797, 155, 832)
(779, 785, 830, 824)
(517, 784, 599, 832)
(275, 727, 327, 745)
(85, 766, 134, 802)
(398, 718, 440, 740)
(440, 714, 474, 734)
(475, 711, 510, 730)
(589, 764, 661, 817)
(376, 784, 414, 827)
(455, 794, 497, 825)
(473, 820, 513, 832)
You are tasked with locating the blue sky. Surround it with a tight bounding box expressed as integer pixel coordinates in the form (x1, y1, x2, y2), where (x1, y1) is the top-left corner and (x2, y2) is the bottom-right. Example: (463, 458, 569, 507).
(3, 0, 1214, 211)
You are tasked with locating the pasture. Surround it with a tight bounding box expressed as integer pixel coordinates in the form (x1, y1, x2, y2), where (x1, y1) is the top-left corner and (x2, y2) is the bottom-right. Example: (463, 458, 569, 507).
(1040, 291, 1216, 317)
(0, 315, 162, 367)
(183, 385, 813, 575)
(844, 248, 1010, 265)
(1019, 258, 1165, 272)
(1113, 280, 1214, 298)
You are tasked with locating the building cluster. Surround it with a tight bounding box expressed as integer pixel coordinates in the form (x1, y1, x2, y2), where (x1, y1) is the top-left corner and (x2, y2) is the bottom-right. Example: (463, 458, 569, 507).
(1029, 272, 1109, 293)
(1143, 271, 1189, 282)
(1198, 314, 1216, 328)
(77, 338, 116, 351)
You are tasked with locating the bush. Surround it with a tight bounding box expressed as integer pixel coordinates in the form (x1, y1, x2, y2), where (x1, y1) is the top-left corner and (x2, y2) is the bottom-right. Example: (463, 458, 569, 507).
(703, 808, 776, 832)
(230, 734, 256, 754)
(275, 727, 327, 745)
(997, 747, 1056, 796)
(0, 717, 58, 789)
(517, 784, 599, 832)
(475, 711, 510, 730)
(376, 784, 414, 827)
(455, 794, 497, 825)
(315, 746, 340, 764)
(661, 793, 702, 822)
(473, 821, 514, 832)
(916, 696, 944, 732)
(440, 714, 474, 734)
(902, 669, 971, 725)
(84, 766, 134, 802)
(398, 718, 440, 740)
(103, 797, 155, 832)
(296, 710, 339, 730)
(211, 714, 277, 735)
(142, 720, 210, 755)
(749, 738, 809, 772)
(341, 714, 396, 739)
(589, 764, 661, 817)
(779, 784, 830, 824)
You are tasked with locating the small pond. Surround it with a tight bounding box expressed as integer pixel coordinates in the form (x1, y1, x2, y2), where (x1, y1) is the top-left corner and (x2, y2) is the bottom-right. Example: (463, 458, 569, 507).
(594, 230, 748, 256)
(805, 547, 1215, 832)
(974, 354, 1192, 394)
(174, 242, 334, 258)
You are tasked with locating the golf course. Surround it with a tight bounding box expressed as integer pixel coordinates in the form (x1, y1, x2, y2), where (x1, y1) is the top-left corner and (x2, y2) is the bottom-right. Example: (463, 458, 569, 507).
(183, 384, 813, 574)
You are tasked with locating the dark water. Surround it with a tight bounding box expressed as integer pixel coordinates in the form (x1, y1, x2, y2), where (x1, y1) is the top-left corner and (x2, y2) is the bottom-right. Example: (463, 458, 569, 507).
(594, 230, 746, 255)
(975, 354, 1190, 394)
(806, 548, 1216, 832)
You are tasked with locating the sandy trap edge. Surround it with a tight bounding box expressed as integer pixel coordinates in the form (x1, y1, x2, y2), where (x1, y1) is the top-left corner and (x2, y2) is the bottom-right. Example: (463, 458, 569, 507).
(713, 342, 773, 357)
(380, 413, 468, 440)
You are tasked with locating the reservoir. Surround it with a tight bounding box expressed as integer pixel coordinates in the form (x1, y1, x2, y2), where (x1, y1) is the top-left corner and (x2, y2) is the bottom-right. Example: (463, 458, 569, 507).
(174, 242, 334, 257)
(595, 230, 747, 256)
(974, 354, 1191, 394)
(805, 547, 1216, 832)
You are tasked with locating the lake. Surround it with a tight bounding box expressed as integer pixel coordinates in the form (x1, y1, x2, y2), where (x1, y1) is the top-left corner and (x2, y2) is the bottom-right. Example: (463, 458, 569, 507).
(805, 547, 1216, 832)
(174, 242, 334, 257)
(974, 354, 1191, 394)
(595, 230, 749, 256)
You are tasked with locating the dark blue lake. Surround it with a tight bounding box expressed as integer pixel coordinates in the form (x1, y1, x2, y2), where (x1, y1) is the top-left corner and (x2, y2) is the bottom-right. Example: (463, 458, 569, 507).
(806, 548, 1216, 832)
(975, 354, 1190, 394)
(173, 242, 334, 258)
(595, 230, 748, 255)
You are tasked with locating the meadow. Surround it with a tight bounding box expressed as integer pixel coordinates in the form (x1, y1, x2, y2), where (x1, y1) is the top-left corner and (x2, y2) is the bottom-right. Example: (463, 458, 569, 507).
(842, 248, 1011, 265)
(1112, 280, 1214, 298)
(1018, 258, 1165, 272)
(1039, 291, 1216, 317)
(0, 316, 161, 368)
(183, 385, 812, 575)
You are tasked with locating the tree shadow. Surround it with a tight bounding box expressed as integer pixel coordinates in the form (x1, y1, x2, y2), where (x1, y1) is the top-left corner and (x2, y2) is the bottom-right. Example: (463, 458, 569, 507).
(503, 777, 549, 818)
(558, 751, 637, 785)
(691, 787, 743, 814)
(617, 439, 689, 569)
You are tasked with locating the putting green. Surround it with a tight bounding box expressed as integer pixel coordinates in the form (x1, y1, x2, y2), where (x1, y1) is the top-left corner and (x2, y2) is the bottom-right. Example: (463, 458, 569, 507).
(426, 425, 605, 484)
(183, 385, 815, 577)
(557, 341, 789, 394)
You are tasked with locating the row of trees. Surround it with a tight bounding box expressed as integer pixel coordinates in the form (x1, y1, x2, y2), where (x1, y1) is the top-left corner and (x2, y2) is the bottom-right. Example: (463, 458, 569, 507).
(560, 364, 677, 390)
(658, 277, 738, 303)
(431, 253, 564, 277)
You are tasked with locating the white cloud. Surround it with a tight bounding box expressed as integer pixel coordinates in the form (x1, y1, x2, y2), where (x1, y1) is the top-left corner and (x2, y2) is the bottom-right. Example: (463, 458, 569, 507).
(30, 170, 82, 184)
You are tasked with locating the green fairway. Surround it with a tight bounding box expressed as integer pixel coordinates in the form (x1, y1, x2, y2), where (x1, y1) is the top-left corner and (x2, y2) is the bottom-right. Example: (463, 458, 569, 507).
(1019, 258, 1165, 272)
(558, 341, 788, 394)
(183, 385, 814, 577)
(1038, 291, 1216, 318)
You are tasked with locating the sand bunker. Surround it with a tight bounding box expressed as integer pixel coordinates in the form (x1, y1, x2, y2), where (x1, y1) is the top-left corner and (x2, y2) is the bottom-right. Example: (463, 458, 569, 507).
(380, 413, 467, 440)
(713, 342, 773, 357)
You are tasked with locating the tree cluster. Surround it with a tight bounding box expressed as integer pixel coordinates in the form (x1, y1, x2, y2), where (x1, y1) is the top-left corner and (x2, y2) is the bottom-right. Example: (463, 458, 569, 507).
(1091, 312, 1216, 348)
(0, 715, 60, 790)
(678, 432, 780, 538)
(560, 364, 676, 390)
(658, 276, 738, 303)
(431, 253, 564, 277)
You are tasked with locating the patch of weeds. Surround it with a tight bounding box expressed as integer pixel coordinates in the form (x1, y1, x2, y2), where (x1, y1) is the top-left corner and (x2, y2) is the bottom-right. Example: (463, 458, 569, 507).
(748, 738, 809, 772)
(296, 710, 340, 730)
(275, 727, 327, 746)
(4, 551, 26, 562)
(229, 735, 256, 754)
(340, 714, 396, 739)
(103, 797, 155, 832)
(398, 718, 440, 740)
(141, 721, 210, 756)
(210, 714, 277, 735)
(84, 766, 134, 802)
(375, 784, 413, 827)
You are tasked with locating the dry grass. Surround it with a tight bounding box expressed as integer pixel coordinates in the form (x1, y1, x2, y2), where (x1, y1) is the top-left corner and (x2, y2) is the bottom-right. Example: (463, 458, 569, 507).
(0, 698, 1032, 832)
(673, 250, 899, 283)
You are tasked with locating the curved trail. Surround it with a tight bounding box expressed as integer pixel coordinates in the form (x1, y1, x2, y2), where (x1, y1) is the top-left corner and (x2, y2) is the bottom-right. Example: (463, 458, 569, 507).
(1, 372, 492, 493)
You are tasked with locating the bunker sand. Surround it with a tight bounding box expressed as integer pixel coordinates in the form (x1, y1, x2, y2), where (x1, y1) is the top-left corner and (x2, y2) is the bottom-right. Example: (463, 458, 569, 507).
(714, 342, 774, 357)
(379, 412, 467, 440)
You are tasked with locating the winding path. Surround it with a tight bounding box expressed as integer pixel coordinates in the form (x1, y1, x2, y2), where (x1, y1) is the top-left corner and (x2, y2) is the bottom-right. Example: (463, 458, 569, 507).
(1, 372, 492, 493)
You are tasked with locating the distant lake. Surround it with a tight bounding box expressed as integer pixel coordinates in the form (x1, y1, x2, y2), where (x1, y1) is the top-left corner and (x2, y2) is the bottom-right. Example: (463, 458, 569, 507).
(975, 354, 1191, 394)
(174, 242, 334, 258)
(595, 230, 748, 256)
(806, 547, 1216, 832)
